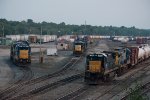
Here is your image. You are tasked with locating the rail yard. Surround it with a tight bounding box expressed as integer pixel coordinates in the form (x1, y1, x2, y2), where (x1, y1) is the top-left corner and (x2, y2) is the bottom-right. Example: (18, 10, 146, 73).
(0, 36, 150, 100)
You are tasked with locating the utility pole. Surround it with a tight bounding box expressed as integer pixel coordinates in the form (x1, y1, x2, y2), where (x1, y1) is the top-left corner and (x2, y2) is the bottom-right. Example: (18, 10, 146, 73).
(40, 26, 42, 45)
(84, 20, 86, 35)
(40, 26, 43, 63)
(2, 25, 4, 38)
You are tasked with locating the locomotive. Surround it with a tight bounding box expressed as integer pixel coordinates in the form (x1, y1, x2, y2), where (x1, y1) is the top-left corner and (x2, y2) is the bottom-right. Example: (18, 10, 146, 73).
(84, 44, 150, 84)
(84, 53, 115, 84)
(73, 38, 87, 56)
(10, 41, 31, 66)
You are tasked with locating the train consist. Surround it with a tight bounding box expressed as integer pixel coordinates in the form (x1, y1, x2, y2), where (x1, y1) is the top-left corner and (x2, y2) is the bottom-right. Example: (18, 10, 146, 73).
(136, 37, 147, 44)
(84, 44, 150, 84)
(10, 41, 31, 66)
(73, 37, 88, 56)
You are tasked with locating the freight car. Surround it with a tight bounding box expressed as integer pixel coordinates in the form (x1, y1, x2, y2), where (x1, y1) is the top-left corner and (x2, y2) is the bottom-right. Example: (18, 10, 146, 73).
(136, 37, 147, 44)
(73, 39, 87, 56)
(10, 41, 31, 66)
(84, 45, 150, 84)
(127, 45, 149, 65)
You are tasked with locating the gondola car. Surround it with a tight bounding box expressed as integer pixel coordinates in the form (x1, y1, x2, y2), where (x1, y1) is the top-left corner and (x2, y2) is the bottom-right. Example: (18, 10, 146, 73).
(10, 41, 31, 66)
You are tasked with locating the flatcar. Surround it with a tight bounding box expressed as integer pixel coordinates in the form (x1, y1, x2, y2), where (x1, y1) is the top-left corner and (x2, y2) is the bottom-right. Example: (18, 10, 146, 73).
(10, 41, 31, 66)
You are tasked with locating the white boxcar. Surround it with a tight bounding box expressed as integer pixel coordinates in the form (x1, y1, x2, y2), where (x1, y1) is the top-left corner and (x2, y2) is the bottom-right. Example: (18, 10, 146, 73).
(24, 35, 29, 41)
(47, 48, 57, 56)
(6, 35, 20, 41)
(120, 38, 129, 43)
(20, 35, 26, 40)
(51, 35, 57, 41)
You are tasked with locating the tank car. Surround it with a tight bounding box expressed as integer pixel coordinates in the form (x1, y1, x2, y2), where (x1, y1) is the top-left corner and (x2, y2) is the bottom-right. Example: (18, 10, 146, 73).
(141, 44, 150, 59)
(137, 46, 145, 62)
(10, 41, 31, 66)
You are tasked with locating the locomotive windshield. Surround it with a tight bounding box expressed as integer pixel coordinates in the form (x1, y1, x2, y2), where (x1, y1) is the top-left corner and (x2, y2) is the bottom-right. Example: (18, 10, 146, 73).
(75, 42, 83, 45)
(87, 55, 104, 61)
(19, 47, 30, 50)
(86, 54, 104, 73)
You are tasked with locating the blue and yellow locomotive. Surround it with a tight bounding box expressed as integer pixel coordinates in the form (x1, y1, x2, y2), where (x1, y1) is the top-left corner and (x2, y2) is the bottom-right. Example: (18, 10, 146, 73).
(73, 37, 88, 56)
(10, 41, 31, 66)
(84, 47, 131, 84)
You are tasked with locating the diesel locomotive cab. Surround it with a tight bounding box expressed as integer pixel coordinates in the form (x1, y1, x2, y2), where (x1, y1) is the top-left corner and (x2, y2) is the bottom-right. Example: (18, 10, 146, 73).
(18, 46, 31, 64)
(73, 41, 85, 56)
(84, 54, 106, 83)
(10, 41, 31, 66)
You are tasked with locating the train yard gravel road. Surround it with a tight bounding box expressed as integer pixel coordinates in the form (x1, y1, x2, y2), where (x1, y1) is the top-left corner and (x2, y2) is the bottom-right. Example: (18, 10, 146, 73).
(0, 56, 13, 90)
(0, 40, 150, 100)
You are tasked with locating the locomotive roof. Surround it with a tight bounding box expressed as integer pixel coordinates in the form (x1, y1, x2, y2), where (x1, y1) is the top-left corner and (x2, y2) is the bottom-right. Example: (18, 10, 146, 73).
(87, 53, 107, 58)
(114, 47, 125, 50)
(12, 41, 30, 47)
(74, 40, 85, 43)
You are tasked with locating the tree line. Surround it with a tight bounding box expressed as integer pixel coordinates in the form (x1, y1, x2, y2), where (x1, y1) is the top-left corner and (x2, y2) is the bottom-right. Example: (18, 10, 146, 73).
(0, 19, 149, 37)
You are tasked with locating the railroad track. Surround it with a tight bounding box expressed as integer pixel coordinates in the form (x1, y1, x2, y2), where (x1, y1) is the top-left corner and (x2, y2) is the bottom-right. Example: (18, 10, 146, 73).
(0, 40, 98, 100)
(0, 66, 33, 99)
(0, 56, 83, 100)
(14, 66, 33, 84)
(7, 73, 84, 100)
(121, 81, 150, 100)
(57, 85, 89, 100)
(93, 59, 150, 100)
(55, 41, 150, 100)
(24, 56, 83, 85)
(63, 59, 150, 100)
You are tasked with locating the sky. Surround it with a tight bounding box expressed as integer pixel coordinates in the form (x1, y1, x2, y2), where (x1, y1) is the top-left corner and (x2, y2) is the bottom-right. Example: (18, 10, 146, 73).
(0, 0, 150, 29)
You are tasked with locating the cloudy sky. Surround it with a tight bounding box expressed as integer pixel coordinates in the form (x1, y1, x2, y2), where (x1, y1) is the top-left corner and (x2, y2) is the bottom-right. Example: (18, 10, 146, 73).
(0, 0, 150, 29)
